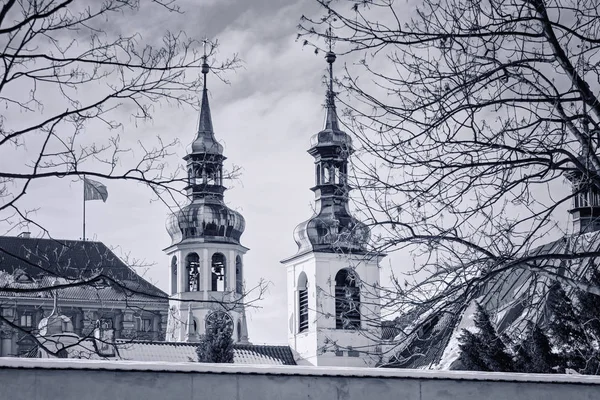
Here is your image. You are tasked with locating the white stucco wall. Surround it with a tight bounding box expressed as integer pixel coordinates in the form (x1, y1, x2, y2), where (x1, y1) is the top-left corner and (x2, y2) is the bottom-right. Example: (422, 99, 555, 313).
(165, 241, 248, 343)
(284, 251, 383, 367)
(1, 359, 600, 400)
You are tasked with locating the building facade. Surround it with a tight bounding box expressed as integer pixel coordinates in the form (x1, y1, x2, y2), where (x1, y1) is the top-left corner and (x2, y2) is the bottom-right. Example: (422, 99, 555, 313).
(0, 234, 168, 357)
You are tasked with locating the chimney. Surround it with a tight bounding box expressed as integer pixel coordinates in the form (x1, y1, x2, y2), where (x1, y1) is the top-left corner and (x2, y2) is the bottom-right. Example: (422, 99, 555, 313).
(18, 232, 31, 238)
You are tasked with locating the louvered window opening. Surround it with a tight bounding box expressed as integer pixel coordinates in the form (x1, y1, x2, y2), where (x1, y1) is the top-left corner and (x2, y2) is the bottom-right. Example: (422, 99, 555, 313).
(335, 286, 361, 329)
(575, 190, 600, 208)
(299, 288, 309, 333)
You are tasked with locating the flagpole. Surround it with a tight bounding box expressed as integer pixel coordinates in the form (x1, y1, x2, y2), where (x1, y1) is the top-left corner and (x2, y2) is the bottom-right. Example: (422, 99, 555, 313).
(83, 175, 86, 241)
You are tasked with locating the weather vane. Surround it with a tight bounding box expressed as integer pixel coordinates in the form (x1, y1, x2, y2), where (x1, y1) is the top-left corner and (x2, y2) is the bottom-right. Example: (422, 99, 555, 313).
(325, 17, 335, 54)
(202, 37, 209, 60)
(325, 18, 337, 97)
(201, 37, 210, 78)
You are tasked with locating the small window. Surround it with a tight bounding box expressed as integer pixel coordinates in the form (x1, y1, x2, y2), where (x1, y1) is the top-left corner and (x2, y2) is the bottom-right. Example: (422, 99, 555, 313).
(142, 319, 152, 332)
(20, 314, 33, 328)
(98, 318, 113, 330)
(2, 308, 14, 318)
(235, 256, 243, 294)
(298, 272, 309, 333)
(186, 253, 200, 292)
(299, 289, 309, 332)
(171, 256, 178, 295)
(211, 253, 226, 291)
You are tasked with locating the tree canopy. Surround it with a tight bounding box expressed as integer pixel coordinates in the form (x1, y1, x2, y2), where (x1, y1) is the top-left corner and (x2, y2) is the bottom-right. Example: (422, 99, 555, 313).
(301, 0, 600, 331)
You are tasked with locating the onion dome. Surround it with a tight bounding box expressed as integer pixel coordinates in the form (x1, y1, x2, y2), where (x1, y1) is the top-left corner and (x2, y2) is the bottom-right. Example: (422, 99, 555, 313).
(292, 43, 371, 255)
(293, 211, 370, 254)
(166, 198, 245, 245)
(166, 49, 246, 246)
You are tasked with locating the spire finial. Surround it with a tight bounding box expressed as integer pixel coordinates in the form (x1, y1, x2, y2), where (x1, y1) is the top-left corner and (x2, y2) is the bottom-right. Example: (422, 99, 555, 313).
(325, 21, 336, 92)
(195, 37, 215, 137)
(201, 38, 210, 86)
(324, 20, 339, 131)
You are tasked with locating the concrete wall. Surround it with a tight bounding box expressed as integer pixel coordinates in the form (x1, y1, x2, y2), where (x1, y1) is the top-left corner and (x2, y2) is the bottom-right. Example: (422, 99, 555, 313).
(1, 359, 600, 400)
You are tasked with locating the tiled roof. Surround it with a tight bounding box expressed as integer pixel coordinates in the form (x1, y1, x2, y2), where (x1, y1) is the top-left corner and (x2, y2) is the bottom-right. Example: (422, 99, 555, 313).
(63, 339, 296, 365)
(387, 231, 600, 370)
(0, 236, 166, 302)
(233, 344, 297, 365)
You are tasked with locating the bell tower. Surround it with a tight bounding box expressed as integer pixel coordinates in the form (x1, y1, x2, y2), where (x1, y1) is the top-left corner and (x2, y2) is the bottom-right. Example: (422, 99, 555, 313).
(566, 155, 600, 234)
(164, 44, 249, 344)
(281, 36, 384, 367)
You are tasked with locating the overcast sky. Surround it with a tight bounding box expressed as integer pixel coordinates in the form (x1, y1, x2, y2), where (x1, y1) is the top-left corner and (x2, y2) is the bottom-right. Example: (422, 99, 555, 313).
(0, 0, 414, 345)
(1, 0, 580, 346)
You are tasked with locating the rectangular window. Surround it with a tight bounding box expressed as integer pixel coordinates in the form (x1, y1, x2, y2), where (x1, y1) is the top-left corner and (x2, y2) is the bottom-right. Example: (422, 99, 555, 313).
(142, 318, 152, 332)
(20, 314, 33, 328)
(298, 289, 309, 333)
(99, 318, 113, 330)
(1, 308, 14, 318)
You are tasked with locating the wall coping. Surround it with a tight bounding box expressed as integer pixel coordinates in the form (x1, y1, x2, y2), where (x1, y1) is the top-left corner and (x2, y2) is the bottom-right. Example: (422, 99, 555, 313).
(1, 358, 600, 385)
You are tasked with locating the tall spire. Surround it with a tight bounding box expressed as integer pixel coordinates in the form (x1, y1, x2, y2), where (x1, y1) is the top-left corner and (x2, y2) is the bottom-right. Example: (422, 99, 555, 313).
(189, 39, 222, 155)
(198, 39, 214, 134)
(324, 24, 340, 131)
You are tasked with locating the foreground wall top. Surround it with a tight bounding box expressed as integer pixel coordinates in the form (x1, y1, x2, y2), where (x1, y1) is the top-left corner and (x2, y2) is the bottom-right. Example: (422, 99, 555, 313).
(2, 358, 600, 386)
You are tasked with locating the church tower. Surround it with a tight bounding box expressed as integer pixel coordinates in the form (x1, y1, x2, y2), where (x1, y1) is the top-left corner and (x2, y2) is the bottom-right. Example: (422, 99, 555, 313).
(566, 155, 600, 234)
(164, 50, 249, 344)
(281, 43, 384, 367)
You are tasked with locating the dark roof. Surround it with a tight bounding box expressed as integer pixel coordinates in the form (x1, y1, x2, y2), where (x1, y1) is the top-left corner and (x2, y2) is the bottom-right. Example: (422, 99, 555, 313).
(0, 236, 166, 301)
(387, 232, 600, 369)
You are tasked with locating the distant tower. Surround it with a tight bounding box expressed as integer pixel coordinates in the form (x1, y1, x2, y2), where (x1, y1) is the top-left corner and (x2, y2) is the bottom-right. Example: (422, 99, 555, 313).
(165, 46, 249, 344)
(566, 155, 600, 233)
(281, 38, 384, 367)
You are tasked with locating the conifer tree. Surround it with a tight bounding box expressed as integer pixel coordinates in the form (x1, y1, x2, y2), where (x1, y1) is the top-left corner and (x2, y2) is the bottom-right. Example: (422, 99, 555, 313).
(458, 303, 513, 372)
(514, 324, 557, 373)
(573, 269, 600, 374)
(196, 314, 235, 364)
(547, 281, 593, 373)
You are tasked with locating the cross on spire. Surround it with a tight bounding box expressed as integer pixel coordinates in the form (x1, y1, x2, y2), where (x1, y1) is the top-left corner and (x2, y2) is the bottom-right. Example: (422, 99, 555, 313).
(202, 37, 209, 59)
(324, 20, 339, 131)
(201, 37, 210, 88)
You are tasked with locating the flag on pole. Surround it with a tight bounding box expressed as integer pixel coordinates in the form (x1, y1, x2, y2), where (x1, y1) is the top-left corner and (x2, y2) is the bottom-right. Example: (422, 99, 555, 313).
(84, 178, 108, 202)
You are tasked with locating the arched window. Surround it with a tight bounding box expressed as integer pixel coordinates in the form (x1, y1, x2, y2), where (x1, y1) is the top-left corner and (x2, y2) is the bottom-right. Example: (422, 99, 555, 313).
(235, 256, 243, 294)
(186, 253, 200, 292)
(211, 253, 226, 291)
(193, 164, 202, 185)
(335, 268, 361, 329)
(298, 272, 309, 333)
(315, 164, 321, 185)
(171, 256, 178, 295)
(237, 320, 242, 342)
